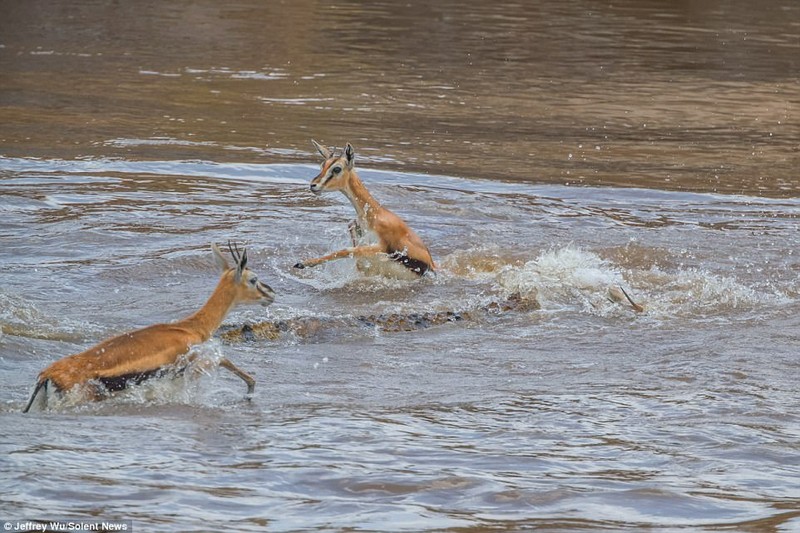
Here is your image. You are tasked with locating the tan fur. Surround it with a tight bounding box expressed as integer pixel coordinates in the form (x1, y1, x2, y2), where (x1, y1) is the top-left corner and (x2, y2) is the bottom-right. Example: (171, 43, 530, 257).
(295, 140, 435, 277)
(24, 244, 274, 411)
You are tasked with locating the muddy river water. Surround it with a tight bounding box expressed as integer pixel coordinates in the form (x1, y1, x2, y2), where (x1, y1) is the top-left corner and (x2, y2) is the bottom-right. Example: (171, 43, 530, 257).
(1, 1, 799, 530)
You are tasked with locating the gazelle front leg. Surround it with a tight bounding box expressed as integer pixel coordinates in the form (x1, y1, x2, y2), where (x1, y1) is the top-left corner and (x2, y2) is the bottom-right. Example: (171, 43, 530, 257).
(186, 354, 256, 395)
(219, 358, 256, 394)
(294, 244, 384, 269)
(347, 220, 364, 246)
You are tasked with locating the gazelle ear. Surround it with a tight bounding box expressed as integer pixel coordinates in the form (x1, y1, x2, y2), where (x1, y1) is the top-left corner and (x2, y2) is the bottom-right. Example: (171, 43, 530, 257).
(344, 143, 355, 169)
(237, 248, 247, 273)
(311, 139, 333, 160)
(236, 248, 248, 283)
(211, 243, 230, 272)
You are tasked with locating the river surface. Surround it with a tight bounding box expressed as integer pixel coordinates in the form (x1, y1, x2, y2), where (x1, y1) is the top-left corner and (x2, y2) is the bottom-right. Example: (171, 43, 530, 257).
(1, 1, 799, 531)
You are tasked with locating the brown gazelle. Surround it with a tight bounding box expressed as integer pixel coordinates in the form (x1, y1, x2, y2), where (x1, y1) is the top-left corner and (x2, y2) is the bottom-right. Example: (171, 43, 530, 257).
(294, 140, 435, 279)
(23, 243, 275, 412)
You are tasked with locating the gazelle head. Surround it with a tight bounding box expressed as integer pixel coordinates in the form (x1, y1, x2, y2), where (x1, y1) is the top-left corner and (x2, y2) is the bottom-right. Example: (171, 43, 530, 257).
(309, 139, 355, 195)
(212, 242, 275, 307)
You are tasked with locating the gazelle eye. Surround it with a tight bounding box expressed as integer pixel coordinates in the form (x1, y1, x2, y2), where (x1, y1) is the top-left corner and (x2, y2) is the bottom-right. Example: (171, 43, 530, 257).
(249, 277, 258, 285)
(332, 166, 342, 175)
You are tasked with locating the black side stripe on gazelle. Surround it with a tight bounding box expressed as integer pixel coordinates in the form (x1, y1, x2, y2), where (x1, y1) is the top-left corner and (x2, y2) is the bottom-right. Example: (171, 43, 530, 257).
(387, 251, 432, 276)
(99, 366, 181, 392)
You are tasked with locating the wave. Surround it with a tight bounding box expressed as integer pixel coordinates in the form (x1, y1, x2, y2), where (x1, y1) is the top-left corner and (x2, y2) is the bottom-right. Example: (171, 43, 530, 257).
(0, 291, 100, 342)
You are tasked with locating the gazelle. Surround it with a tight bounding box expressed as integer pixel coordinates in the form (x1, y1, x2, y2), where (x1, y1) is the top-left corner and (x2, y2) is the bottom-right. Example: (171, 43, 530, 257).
(23, 243, 275, 412)
(294, 140, 435, 279)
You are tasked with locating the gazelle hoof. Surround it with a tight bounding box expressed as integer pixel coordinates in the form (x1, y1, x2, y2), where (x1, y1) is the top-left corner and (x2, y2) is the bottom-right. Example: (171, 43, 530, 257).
(293, 262, 306, 269)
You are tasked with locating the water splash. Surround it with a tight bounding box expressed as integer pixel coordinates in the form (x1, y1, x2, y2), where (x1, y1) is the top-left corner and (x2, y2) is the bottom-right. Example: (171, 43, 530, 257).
(496, 245, 629, 313)
(0, 291, 100, 342)
(633, 267, 792, 319)
(490, 245, 791, 319)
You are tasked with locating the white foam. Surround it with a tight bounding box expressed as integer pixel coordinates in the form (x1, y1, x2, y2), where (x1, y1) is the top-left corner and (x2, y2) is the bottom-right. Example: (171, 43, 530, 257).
(634, 266, 792, 318)
(496, 245, 625, 311)
(489, 244, 792, 319)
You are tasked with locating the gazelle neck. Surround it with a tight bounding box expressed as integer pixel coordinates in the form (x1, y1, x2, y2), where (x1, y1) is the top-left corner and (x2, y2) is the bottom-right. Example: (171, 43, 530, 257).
(342, 171, 381, 222)
(179, 273, 237, 341)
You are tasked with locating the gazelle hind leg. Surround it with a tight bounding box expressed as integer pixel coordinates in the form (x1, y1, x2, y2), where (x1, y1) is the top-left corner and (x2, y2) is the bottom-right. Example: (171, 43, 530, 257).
(608, 285, 645, 312)
(55, 381, 106, 408)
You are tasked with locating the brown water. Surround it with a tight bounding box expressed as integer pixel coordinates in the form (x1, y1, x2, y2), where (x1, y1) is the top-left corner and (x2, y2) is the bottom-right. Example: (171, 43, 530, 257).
(1, 1, 799, 531)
